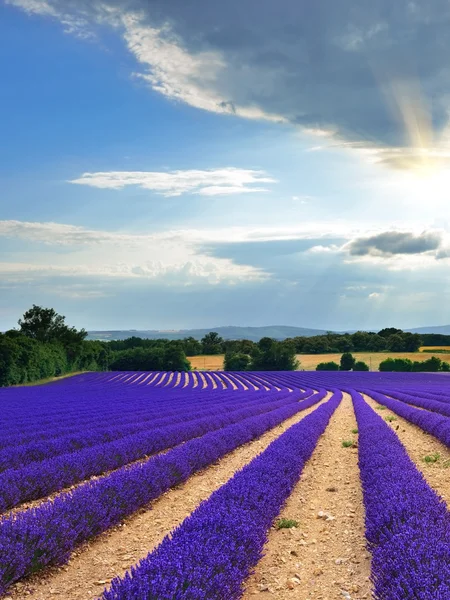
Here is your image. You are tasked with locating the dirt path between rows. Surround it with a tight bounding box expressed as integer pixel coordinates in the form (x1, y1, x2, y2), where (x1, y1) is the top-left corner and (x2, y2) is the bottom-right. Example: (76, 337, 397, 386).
(363, 394, 450, 507)
(243, 393, 372, 600)
(9, 394, 331, 600)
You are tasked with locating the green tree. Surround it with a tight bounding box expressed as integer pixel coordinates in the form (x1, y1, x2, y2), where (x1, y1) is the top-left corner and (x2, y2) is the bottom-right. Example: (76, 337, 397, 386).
(164, 343, 191, 371)
(258, 337, 276, 352)
(224, 352, 251, 371)
(340, 352, 356, 371)
(401, 332, 422, 352)
(182, 337, 202, 356)
(18, 305, 86, 345)
(379, 358, 413, 372)
(316, 361, 339, 371)
(386, 333, 407, 352)
(378, 327, 403, 339)
(201, 332, 224, 355)
(354, 360, 369, 371)
(250, 340, 299, 371)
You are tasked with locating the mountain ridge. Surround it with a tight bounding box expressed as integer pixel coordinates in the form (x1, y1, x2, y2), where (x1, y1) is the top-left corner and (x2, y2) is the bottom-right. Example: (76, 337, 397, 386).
(86, 324, 450, 342)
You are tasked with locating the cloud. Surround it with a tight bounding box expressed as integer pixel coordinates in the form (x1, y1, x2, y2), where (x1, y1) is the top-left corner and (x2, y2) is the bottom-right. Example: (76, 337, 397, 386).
(69, 168, 276, 196)
(8, 0, 450, 168)
(347, 231, 442, 257)
(0, 259, 265, 286)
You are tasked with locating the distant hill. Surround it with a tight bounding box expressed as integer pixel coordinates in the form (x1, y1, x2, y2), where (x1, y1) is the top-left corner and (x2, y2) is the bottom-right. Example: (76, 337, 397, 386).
(86, 324, 450, 342)
(406, 325, 450, 335)
(86, 325, 330, 342)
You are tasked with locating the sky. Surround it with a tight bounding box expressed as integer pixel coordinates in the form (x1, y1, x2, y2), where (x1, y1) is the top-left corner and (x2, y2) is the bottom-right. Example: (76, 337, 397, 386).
(1, 0, 450, 332)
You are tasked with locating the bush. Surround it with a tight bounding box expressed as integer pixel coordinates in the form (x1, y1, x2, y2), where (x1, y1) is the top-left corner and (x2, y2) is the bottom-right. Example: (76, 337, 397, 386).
(353, 360, 369, 371)
(379, 358, 413, 372)
(340, 352, 356, 371)
(316, 361, 339, 371)
(224, 352, 251, 371)
(380, 356, 449, 372)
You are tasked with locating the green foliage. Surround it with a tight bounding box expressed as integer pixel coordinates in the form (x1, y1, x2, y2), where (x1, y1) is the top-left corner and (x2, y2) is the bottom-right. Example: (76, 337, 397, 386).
(200, 331, 224, 355)
(384, 415, 397, 422)
(109, 342, 190, 372)
(223, 352, 251, 371)
(340, 352, 356, 371)
(0, 307, 101, 387)
(287, 328, 422, 355)
(181, 336, 202, 356)
(423, 453, 440, 464)
(342, 440, 356, 448)
(420, 333, 450, 346)
(353, 360, 369, 371)
(379, 356, 449, 372)
(378, 327, 404, 339)
(316, 361, 339, 371)
(376, 405, 387, 410)
(379, 357, 413, 372)
(250, 340, 299, 371)
(276, 518, 299, 529)
(351, 428, 359, 434)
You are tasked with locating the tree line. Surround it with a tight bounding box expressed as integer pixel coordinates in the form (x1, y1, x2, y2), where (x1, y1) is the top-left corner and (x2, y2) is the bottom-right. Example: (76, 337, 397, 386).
(116, 328, 428, 356)
(0, 306, 194, 387)
(316, 352, 450, 372)
(1, 306, 448, 386)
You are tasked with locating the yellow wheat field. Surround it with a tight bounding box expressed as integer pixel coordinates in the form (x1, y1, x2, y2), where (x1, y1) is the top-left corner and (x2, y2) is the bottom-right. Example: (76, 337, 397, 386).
(189, 351, 450, 371)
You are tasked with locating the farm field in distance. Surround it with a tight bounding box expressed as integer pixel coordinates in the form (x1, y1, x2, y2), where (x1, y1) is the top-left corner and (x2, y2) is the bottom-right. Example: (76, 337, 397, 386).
(1, 370, 449, 599)
(190, 350, 450, 371)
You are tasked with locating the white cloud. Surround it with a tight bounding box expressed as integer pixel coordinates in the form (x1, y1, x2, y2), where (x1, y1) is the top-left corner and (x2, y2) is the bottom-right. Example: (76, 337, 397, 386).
(0, 258, 265, 285)
(69, 167, 276, 196)
(368, 292, 382, 299)
(0, 219, 268, 287)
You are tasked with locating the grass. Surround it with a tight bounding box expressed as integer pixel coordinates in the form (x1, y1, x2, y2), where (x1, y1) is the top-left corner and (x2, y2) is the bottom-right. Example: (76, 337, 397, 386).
(342, 440, 356, 448)
(276, 518, 299, 530)
(376, 405, 387, 410)
(351, 428, 359, 434)
(11, 371, 89, 388)
(423, 453, 440, 464)
(384, 415, 397, 422)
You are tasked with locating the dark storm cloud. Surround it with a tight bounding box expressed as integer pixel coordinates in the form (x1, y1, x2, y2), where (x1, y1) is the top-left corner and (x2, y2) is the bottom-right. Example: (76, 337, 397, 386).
(13, 0, 450, 154)
(348, 231, 442, 257)
(199, 238, 345, 267)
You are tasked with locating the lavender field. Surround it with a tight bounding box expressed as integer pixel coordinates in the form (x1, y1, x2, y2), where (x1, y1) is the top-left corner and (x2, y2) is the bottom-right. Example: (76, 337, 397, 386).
(1, 371, 449, 600)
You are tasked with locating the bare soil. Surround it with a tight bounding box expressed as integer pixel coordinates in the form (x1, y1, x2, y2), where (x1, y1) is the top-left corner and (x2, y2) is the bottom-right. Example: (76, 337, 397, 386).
(243, 393, 372, 600)
(9, 395, 331, 600)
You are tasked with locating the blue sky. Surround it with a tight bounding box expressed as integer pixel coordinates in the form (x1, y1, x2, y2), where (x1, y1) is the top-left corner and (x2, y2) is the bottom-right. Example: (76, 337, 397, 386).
(1, 0, 450, 331)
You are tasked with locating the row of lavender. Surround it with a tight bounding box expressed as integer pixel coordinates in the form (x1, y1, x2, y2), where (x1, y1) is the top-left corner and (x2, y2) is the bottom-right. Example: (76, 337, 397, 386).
(100, 386, 450, 599)
(1, 370, 449, 598)
(0, 391, 315, 511)
(0, 388, 327, 594)
(351, 391, 450, 599)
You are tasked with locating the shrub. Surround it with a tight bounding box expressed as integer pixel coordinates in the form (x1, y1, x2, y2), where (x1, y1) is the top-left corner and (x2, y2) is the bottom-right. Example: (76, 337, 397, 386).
(354, 360, 369, 371)
(224, 352, 251, 371)
(340, 352, 356, 371)
(276, 518, 299, 530)
(342, 440, 356, 448)
(316, 361, 339, 371)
